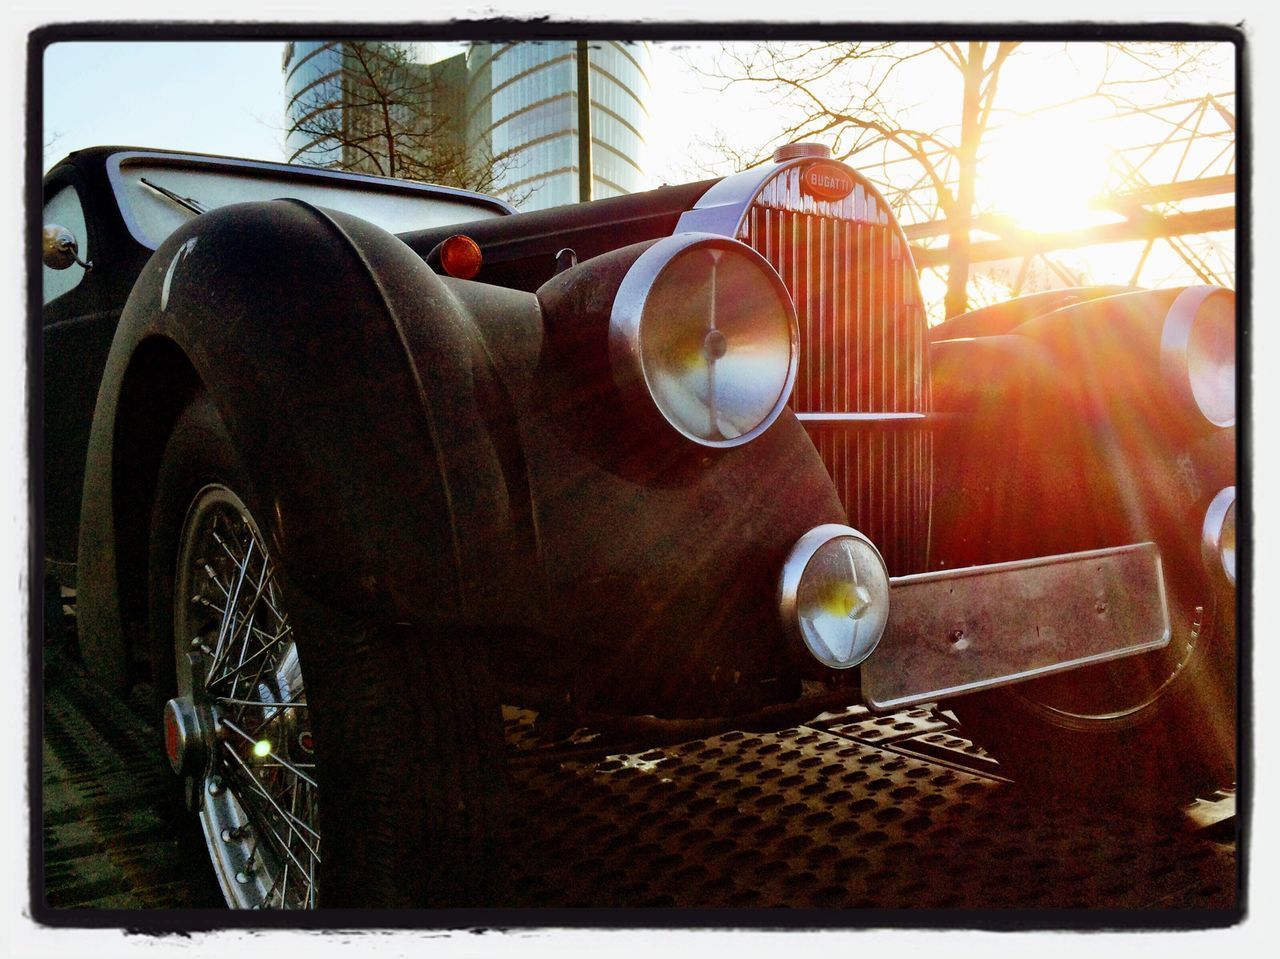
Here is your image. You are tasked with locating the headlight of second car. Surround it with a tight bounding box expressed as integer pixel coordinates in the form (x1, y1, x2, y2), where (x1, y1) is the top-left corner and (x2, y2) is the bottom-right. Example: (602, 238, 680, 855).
(1202, 486, 1236, 587)
(1160, 285, 1236, 429)
(609, 233, 798, 448)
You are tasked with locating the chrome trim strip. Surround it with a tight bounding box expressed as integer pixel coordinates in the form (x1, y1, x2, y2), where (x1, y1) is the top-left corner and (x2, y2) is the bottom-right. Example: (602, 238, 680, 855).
(887, 542, 1164, 587)
(105, 149, 517, 251)
(675, 157, 908, 251)
(872, 646, 1173, 713)
(795, 412, 928, 423)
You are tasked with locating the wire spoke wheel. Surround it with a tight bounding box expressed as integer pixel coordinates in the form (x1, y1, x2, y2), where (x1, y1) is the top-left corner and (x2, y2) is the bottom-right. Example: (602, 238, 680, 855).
(150, 396, 508, 908)
(173, 484, 318, 909)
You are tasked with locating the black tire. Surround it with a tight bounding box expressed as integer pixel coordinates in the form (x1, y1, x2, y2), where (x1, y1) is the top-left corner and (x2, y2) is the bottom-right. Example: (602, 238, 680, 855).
(147, 395, 508, 907)
(949, 530, 1235, 810)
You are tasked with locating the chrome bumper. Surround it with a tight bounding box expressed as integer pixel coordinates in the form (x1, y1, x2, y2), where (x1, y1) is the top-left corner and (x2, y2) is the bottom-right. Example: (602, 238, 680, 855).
(860, 543, 1171, 711)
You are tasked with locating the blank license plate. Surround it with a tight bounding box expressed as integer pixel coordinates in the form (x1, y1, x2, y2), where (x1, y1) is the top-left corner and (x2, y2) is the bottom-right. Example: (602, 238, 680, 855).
(861, 543, 1171, 711)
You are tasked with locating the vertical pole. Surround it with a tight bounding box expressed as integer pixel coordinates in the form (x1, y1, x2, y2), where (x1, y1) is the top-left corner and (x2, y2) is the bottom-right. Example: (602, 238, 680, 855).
(576, 39, 593, 202)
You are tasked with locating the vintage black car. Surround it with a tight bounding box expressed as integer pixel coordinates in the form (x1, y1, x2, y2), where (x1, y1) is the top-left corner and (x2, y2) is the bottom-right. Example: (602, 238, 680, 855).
(41, 144, 1237, 909)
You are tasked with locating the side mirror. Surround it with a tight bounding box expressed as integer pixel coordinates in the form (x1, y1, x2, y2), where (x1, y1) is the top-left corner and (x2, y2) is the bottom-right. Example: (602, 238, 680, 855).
(42, 224, 92, 272)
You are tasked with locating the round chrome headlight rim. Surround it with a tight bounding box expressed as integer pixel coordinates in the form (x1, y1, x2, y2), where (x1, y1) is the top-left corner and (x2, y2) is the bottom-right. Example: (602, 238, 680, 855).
(1202, 486, 1236, 587)
(1160, 285, 1236, 429)
(779, 524, 891, 670)
(609, 231, 800, 449)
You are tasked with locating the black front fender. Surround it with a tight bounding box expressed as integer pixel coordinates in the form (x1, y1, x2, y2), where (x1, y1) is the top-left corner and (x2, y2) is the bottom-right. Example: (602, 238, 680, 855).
(77, 200, 541, 686)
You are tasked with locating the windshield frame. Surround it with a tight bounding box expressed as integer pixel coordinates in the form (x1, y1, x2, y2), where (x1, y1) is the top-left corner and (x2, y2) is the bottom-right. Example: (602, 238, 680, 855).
(105, 149, 516, 251)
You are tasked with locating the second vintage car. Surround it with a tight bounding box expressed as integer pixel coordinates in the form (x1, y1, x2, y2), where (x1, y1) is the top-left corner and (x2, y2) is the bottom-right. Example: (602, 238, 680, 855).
(41, 142, 1237, 908)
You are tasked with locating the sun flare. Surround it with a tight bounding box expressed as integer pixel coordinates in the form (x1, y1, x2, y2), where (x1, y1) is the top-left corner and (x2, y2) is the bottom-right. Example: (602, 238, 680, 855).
(979, 109, 1117, 235)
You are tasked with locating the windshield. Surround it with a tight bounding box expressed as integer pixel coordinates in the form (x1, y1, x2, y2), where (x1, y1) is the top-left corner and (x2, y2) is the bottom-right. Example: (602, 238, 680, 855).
(108, 152, 510, 249)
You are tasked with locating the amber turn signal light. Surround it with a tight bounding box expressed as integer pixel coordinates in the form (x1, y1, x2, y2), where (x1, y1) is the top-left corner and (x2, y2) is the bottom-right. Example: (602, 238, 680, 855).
(438, 234, 483, 280)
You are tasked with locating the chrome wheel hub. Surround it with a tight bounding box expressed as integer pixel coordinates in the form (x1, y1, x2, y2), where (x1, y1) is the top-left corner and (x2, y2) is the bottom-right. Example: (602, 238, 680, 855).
(171, 484, 319, 909)
(162, 694, 209, 777)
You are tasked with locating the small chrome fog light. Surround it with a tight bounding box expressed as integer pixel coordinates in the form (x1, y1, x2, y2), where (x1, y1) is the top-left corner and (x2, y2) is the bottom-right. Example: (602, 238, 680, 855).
(779, 524, 891, 669)
(1202, 486, 1236, 586)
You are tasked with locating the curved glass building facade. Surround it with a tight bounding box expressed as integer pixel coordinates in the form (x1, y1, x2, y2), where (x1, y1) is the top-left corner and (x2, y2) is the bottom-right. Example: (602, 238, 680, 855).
(466, 41, 650, 211)
(282, 41, 347, 166)
(282, 41, 460, 177)
(282, 40, 650, 210)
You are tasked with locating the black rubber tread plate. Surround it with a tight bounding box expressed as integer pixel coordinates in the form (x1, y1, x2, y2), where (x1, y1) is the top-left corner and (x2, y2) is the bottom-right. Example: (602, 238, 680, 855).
(41, 651, 221, 909)
(502, 726, 1235, 909)
(43, 651, 1236, 911)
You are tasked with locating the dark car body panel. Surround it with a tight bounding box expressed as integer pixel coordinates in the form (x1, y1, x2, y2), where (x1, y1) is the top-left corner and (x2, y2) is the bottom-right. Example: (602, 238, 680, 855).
(43, 145, 511, 564)
(70, 189, 845, 711)
(401, 178, 718, 294)
(43, 155, 155, 563)
(929, 290, 1235, 574)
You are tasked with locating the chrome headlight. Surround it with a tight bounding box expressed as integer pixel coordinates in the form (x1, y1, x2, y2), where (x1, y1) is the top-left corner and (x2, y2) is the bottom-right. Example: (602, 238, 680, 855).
(1160, 286, 1236, 428)
(1202, 486, 1236, 586)
(779, 524, 891, 669)
(609, 233, 798, 447)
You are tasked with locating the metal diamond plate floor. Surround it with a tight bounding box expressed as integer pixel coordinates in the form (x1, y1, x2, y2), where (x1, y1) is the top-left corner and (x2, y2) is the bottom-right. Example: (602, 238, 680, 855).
(40, 645, 1237, 912)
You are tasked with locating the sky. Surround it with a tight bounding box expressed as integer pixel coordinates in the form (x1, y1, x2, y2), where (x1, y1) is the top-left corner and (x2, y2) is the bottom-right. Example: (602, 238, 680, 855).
(40, 36, 1238, 326)
(38, 39, 1027, 181)
(43, 42, 288, 169)
(40, 40, 738, 182)
(42, 38, 1235, 189)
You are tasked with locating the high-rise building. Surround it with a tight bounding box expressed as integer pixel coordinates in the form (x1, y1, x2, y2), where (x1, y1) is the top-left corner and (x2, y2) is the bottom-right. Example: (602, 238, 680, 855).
(282, 41, 347, 167)
(282, 40, 650, 211)
(466, 41, 651, 211)
(282, 41, 469, 180)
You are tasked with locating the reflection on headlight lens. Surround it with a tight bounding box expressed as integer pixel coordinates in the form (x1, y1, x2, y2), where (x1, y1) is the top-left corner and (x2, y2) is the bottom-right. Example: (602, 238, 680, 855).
(1221, 499, 1236, 585)
(781, 525, 891, 670)
(1202, 486, 1236, 587)
(611, 235, 798, 448)
(1162, 287, 1235, 429)
(1187, 291, 1235, 428)
(641, 245, 795, 444)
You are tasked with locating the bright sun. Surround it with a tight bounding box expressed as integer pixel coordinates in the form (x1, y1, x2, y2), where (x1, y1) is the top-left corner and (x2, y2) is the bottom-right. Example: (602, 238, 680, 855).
(978, 109, 1118, 235)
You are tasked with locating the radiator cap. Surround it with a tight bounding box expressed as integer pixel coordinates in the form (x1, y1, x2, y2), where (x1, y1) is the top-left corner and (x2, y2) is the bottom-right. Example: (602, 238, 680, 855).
(772, 142, 832, 162)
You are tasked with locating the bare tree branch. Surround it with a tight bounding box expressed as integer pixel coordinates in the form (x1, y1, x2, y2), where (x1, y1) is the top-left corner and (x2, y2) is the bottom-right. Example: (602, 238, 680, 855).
(285, 41, 523, 200)
(693, 39, 1216, 318)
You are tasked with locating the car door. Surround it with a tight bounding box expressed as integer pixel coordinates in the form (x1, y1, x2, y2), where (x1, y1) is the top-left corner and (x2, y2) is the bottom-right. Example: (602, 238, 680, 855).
(43, 163, 120, 566)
